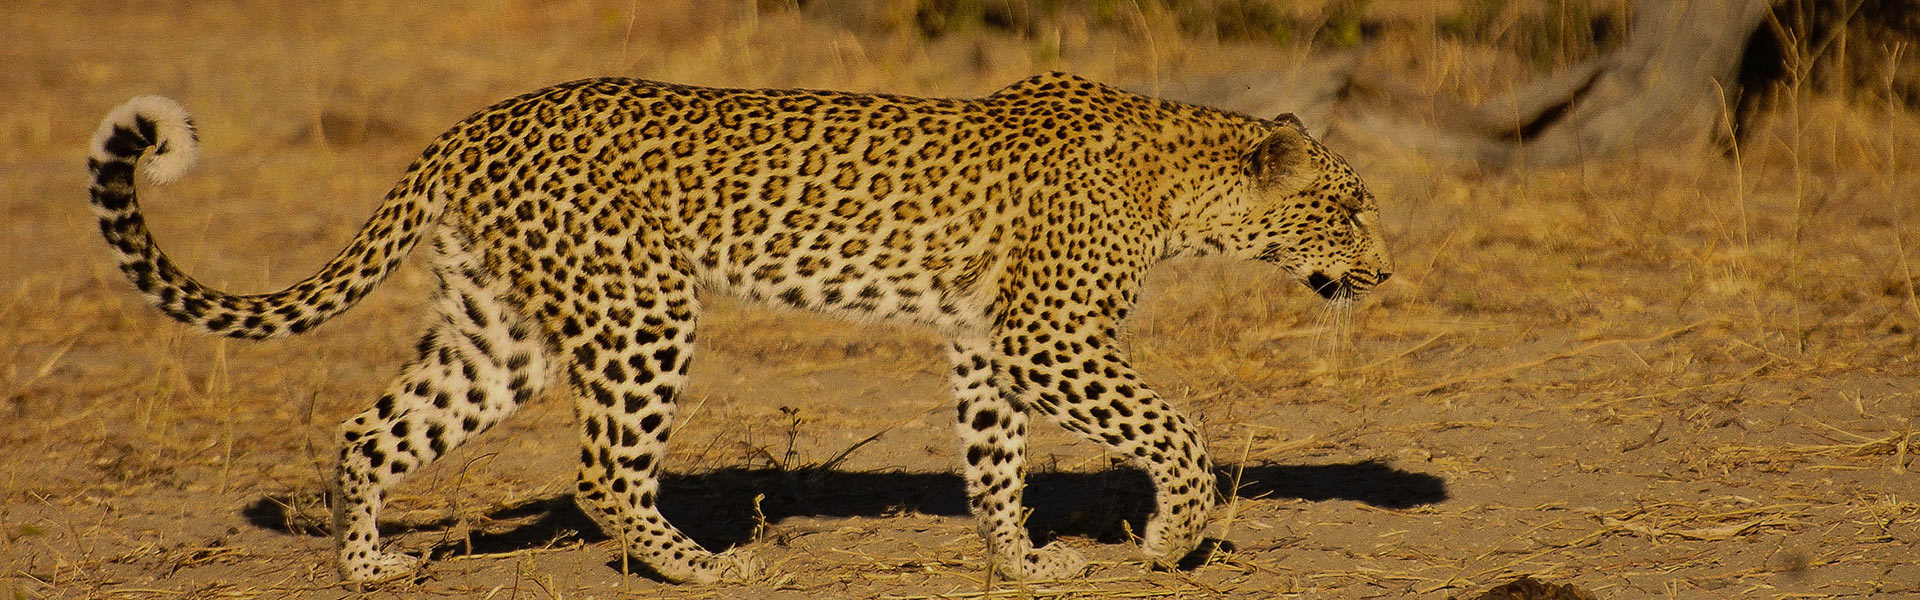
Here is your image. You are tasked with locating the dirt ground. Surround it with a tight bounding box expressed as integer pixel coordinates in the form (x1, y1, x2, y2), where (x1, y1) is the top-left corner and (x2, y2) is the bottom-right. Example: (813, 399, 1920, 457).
(4, 2, 1918, 599)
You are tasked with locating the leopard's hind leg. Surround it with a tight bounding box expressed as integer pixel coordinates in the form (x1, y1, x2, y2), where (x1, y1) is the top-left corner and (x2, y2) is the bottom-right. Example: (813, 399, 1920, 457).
(331, 227, 552, 582)
(556, 238, 759, 584)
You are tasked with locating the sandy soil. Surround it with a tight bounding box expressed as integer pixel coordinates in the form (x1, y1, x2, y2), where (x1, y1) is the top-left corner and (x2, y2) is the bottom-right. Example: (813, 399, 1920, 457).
(3, 2, 1917, 599)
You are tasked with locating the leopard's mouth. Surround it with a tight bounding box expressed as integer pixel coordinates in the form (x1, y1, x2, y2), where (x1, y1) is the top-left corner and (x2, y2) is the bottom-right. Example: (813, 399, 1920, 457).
(1304, 270, 1387, 300)
(1305, 272, 1354, 300)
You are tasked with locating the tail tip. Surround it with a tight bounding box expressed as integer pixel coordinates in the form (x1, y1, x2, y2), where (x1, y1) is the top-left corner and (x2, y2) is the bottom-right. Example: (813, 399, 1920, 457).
(91, 96, 200, 185)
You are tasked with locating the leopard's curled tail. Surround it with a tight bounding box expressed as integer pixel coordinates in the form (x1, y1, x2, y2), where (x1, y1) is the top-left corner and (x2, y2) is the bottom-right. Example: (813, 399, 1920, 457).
(88, 96, 447, 340)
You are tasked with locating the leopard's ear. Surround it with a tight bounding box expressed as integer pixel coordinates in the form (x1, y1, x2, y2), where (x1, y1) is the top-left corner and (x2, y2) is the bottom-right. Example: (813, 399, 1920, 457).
(1248, 124, 1313, 189)
(1272, 112, 1306, 132)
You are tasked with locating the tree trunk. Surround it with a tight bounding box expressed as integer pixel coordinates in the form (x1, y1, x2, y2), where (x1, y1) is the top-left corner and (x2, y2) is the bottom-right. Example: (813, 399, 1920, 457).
(1146, 0, 1810, 169)
(1341, 0, 1771, 168)
(1148, 0, 1916, 169)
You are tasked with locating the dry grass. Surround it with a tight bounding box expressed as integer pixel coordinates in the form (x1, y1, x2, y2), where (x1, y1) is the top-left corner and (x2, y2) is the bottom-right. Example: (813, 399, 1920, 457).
(4, 1, 1919, 599)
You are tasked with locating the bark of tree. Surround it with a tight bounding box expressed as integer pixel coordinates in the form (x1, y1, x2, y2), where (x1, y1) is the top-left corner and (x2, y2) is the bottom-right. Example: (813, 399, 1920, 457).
(1342, 0, 1772, 168)
(1147, 0, 1828, 169)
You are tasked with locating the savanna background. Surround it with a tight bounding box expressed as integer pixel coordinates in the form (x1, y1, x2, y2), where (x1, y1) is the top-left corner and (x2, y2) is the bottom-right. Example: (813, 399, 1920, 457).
(3, 1, 1917, 598)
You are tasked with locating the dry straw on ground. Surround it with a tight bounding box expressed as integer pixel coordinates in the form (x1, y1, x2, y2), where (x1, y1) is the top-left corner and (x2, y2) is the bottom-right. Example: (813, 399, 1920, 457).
(3, 1, 1918, 599)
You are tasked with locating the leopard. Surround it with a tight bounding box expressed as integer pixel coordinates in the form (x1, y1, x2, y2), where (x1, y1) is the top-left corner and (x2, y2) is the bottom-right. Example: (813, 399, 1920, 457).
(85, 73, 1392, 585)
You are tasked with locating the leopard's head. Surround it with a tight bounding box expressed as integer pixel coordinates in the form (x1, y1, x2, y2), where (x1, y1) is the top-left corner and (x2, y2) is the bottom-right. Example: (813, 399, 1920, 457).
(1231, 115, 1393, 301)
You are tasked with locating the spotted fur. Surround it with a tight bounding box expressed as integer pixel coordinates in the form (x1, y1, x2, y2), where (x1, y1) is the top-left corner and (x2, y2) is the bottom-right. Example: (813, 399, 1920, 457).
(86, 73, 1392, 584)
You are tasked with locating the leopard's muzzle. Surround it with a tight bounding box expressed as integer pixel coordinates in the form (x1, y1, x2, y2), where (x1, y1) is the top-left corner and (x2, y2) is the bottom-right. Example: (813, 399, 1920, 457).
(1305, 269, 1391, 300)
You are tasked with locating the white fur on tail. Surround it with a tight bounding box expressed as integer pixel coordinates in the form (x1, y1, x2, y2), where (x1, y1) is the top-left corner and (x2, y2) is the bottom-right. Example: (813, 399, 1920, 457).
(89, 96, 200, 185)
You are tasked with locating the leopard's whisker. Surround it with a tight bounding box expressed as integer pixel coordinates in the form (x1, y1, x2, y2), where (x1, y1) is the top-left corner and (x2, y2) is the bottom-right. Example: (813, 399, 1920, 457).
(1313, 296, 1357, 358)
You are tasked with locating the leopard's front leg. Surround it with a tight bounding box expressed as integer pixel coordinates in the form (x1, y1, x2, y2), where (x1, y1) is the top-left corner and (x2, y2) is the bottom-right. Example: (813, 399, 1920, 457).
(992, 318, 1218, 569)
(946, 335, 1089, 580)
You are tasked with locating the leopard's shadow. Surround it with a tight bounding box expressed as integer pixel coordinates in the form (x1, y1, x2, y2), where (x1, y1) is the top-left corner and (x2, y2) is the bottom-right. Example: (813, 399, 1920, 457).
(244, 460, 1445, 560)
